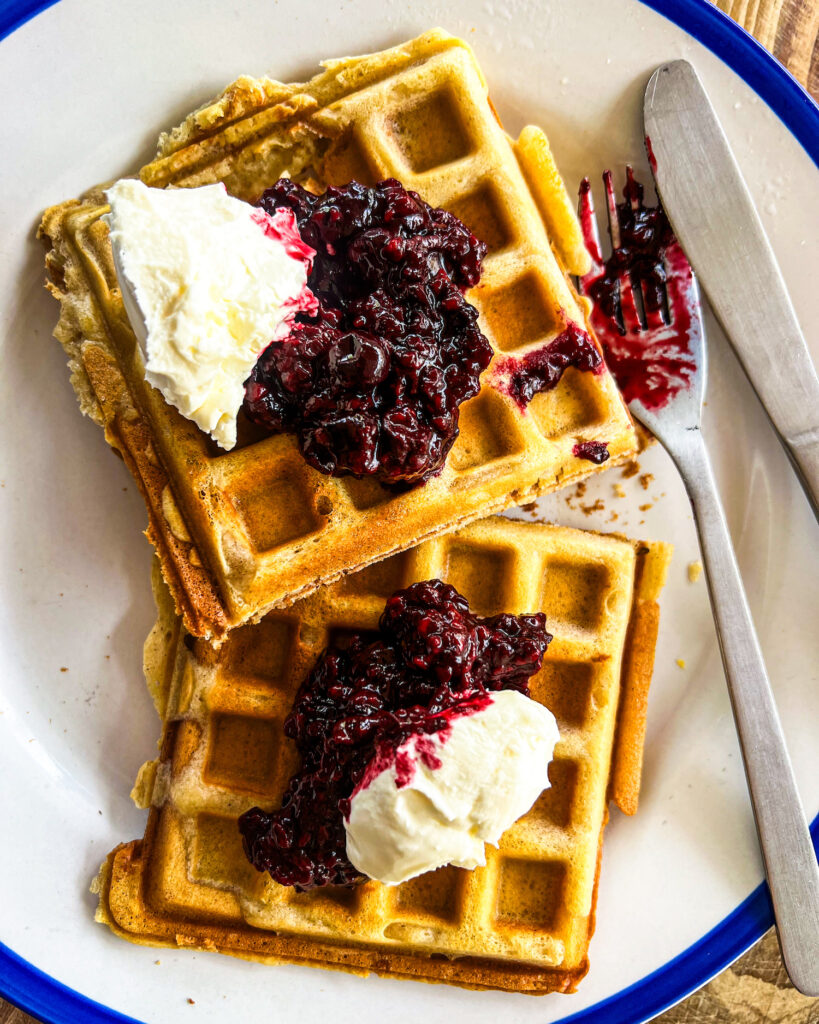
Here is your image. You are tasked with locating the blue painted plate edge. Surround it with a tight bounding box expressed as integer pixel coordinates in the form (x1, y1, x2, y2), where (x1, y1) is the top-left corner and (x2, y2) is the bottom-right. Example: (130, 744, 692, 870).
(1, 0, 817, 1020)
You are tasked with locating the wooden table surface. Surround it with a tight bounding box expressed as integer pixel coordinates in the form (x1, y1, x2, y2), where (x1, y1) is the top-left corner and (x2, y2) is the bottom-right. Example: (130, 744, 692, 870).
(3, 1, 818, 1022)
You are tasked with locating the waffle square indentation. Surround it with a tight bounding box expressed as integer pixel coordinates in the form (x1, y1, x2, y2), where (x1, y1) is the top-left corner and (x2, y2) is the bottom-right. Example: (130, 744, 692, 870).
(445, 183, 515, 255)
(340, 475, 392, 511)
(495, 859, 567, 931)
(394, 866, 465, 924)
(542, 561, 610, 633)
(527, 367, 610, 441)
(326, 626, 380, 650)
(287, 885, 361, 913)
(192, 813, 259, 890)
(230, 467, 321, 553)
(444, 543, 515, 616)
(527, 758, 580, 829)
(388, 89, 473, 173)
(340, 551, 408, 597)
(530, 661, 595, 727)
(204, 714, 283, 795)
(478, 272, 561, 353)
(323, 129, 380, 187)
(220, 617, 297, 689)
(448, 390, 525, 473)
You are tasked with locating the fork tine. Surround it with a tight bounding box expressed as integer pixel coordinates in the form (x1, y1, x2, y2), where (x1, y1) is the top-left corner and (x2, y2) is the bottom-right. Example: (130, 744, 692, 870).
(603, 171, 641, 334)
(626, 165, 666, 331)
(603, 170, 621, 249)
(578, 177, 604, 269)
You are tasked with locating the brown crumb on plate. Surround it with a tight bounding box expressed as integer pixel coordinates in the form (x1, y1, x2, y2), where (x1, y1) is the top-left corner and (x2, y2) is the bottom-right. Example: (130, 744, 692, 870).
(580, 499, 605, 516)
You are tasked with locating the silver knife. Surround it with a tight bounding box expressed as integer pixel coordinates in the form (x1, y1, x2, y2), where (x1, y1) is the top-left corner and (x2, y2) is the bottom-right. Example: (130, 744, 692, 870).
(644, 60, 819, 521)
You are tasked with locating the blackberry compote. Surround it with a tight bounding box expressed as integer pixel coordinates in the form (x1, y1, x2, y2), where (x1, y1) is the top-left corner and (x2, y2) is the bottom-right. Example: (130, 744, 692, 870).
(243, 179, 493, 486)
(573, 440, 610, 464)
(238, 579, 552, 890)
(578, 168, 698, 410)
(494, 321, 603, 409)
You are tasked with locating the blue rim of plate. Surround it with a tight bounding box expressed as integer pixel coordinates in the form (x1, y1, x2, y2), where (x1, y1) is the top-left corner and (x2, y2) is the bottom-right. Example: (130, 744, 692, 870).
(1, 0, 818, 1020)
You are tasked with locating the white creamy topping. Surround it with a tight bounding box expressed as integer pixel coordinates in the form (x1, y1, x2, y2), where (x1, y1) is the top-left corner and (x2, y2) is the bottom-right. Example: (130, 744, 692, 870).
(104, 179, 314, 449)
(345, 690, 559, 885)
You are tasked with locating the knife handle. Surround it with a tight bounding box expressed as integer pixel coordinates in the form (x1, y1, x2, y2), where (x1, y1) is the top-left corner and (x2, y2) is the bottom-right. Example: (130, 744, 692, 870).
(676, 429, 819, 997)
(784, 428, 819, 522)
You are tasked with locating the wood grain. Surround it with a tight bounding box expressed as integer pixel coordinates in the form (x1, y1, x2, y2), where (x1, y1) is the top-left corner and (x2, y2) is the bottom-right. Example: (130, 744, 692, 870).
(717, 0, 819, 97)
(2, 1, 817, 1021)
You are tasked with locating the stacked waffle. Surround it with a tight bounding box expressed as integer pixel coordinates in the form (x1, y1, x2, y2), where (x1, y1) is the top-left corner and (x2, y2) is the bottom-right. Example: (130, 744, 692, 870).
(41, 30, 670, 995)
(40, 29, 637, 641)
(99, 519, 670, 993)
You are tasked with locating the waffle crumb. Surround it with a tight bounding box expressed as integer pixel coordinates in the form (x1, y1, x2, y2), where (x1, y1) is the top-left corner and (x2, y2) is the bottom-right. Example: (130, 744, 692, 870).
(639, 473, 654, 491)
(638, 503, 652, 512)
(687, 561, 703, 583)
(613, 483, 626, 498)
(621, 460, 641, 479)
(564, 479, 589, 511)
(676, 658, 686, 669)
(580, 499, 605, 516)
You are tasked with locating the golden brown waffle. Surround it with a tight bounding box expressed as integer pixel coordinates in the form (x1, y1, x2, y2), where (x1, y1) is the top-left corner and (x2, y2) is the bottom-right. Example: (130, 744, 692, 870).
(40, 30, 638, 640)
(97, 517, 671, 994)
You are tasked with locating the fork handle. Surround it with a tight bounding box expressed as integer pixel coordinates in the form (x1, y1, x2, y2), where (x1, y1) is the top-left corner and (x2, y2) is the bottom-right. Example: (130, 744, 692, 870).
(672, 428, 819, 996)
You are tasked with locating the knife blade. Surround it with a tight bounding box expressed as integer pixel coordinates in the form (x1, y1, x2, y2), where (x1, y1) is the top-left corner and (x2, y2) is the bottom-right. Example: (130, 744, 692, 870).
(644, 60, 819, 521)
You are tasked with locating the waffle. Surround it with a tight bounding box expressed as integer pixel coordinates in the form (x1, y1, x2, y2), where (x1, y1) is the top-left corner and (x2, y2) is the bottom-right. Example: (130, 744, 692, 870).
(96, 517, 671, 994)
(40, 30, 638, 640)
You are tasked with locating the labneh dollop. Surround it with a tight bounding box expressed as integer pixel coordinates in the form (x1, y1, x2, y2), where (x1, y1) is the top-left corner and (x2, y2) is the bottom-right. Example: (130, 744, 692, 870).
(104, 179, 316, 449)
(345, 689, 559, 885)
(238, 579, 554, 890)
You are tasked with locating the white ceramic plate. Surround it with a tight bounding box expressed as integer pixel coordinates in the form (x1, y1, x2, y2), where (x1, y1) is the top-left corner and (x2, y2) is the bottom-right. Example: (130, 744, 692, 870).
(1, 1, 817, 1021)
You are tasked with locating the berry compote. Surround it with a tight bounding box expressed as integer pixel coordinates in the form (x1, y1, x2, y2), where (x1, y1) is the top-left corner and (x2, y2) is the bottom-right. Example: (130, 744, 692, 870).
(578, 167, 698, 410)
(238, 579, 552, 890)
(494, 321, 603, 409)
(580, 170, 673, 329)
(572, 440, 610, 464)
(243, 179, 493, 486)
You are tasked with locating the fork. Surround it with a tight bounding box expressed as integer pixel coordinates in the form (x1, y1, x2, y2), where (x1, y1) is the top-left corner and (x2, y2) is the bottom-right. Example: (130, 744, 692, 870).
(578, 172, 819, 996)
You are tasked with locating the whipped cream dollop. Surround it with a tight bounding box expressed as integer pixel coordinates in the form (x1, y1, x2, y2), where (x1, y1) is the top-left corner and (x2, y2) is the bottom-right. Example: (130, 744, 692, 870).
(104, 179, 316, 449)
(344, 689, 559, 886)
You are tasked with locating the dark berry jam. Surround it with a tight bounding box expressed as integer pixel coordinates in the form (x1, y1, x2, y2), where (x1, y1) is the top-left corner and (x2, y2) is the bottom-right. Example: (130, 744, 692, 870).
(243, 179, 493, 485)
(492, 322, 603, 408)
(578, 166, 698, 410)
(238, 579, 551, 890)
(573, 440, 609, 464)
